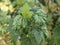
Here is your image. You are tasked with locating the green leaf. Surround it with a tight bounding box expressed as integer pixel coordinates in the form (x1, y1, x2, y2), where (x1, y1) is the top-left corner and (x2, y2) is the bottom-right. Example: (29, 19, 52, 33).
(53, 17, 60, 45)
(22, 19, 27, 28)
(21, 37, 31, 45)
(21, 3, 33, 19)
(32, 29, 45, 45)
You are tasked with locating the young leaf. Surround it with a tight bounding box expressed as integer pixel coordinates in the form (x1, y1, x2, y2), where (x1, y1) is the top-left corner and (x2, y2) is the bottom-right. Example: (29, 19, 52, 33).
(21, 3, 33, 19)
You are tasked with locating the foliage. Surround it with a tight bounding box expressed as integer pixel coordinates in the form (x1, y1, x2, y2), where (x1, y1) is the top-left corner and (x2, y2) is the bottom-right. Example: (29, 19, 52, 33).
(0, 0, 60, 45)
(9, 3, 49, 45)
